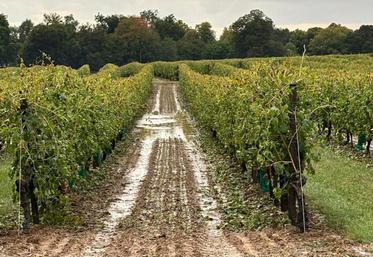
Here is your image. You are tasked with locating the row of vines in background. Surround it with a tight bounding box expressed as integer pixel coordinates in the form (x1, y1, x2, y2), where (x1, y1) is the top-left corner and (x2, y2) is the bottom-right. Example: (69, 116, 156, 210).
(152, 54, 373, 154)
(302, 63, 373, 154)
(0, 63, 154, 230)
(228, 54, 373, 153)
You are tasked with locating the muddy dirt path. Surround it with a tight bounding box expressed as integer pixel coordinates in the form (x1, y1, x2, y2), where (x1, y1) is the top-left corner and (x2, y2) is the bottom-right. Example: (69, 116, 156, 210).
(83, 78, 242, 257)
(97, 79, 242, 257)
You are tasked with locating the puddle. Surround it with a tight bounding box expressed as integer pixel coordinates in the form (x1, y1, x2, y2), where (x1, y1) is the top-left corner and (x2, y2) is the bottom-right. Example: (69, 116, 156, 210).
(152, 87, 161, 114)
(186, 143, 220, 228)
(82, 135, 154, 257)
(173, 85, 182, 112)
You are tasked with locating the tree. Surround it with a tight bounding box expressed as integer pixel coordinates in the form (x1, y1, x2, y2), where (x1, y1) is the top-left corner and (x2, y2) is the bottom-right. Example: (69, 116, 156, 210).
(115, 16, 161, 62)
(220, 27, 234, 43)
(347, 25, 373, 53)
(19, 19, 34, 43)
(264, 40, 286, 56)
(7, 26, 20, 65)
(154, 14, 188, 41)
(273, 28, 290, 45)
(203, 41, 234, 59)
(289, 29, 308, 55)
(0, 14, 11, 66)
(309, 24, 352, 55)
(102, 33, 128, 64)
(230, 10, 275, 57)
(22, 14, 80, 67)
(5, 10, 373, 69)
(95, 14, 122, 33)
(284, 42, 298, 56)
(43, 13, 63, 25)
(77, 25, 110, 71)
(64, 15, 79, 31)
(140, 10, 159, 26)
(158, 37, 178, 61)
(219, 28, 236, 56)
(307, 27, 322, 43)
(177, 29, 205, 60)
(196, 22, 215, 43)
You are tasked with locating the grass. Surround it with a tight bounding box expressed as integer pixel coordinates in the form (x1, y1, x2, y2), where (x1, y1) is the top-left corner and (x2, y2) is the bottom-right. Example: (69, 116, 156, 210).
(306, 146, 373, 242)
(0, 157, 17, 229)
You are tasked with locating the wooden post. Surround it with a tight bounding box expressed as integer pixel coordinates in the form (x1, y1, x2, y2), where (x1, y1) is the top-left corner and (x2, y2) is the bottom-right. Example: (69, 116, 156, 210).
(366, 138, 372, 155)
(267, 167, 274, 199)
(280, 174, 288, 211)
(287, 83, 307, 232)
(19, 99, 32, 231)
(17, 99, 40, 231)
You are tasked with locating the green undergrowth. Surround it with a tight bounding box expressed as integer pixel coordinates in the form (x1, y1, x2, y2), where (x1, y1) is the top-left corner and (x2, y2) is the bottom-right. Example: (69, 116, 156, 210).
(0, 157, 17, 229)
(0, 157, 82, 229)
(307, 146, 373, 242)
(197, 131, 289, 231)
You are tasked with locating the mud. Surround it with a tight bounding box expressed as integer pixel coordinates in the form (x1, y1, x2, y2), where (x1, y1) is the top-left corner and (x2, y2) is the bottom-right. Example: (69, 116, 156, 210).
(227, 228, 373, 257)
(0, 228, 95, 257)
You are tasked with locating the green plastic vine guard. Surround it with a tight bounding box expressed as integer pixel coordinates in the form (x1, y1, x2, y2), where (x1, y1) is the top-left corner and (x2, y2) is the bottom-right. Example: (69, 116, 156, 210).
(78, 166, 88, 178)
(258, 168, 270, 192)
(68, 166, 87, 188)
(356, 133, 366, 152)
(94, 149, 104, 167)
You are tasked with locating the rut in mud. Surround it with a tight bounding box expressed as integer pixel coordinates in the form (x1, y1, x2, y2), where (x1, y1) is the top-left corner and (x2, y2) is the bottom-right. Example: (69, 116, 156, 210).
(159, 83, 177, 114)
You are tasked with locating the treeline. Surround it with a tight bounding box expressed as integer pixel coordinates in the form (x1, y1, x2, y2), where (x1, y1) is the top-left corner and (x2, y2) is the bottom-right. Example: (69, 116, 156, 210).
(1, 9, 373, 71)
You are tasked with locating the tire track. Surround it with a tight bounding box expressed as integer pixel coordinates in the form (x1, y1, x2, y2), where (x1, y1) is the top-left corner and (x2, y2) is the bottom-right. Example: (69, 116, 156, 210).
(159, 83, 177, 114)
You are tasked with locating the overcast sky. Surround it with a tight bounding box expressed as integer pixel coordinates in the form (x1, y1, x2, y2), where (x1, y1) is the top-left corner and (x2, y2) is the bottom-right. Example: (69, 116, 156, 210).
(1, 0, 373, 37)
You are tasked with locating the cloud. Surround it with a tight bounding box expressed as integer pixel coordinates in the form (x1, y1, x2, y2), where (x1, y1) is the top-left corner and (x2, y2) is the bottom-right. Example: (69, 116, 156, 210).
(279, 23, 364, 31)
(2, 0, 373, 34)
